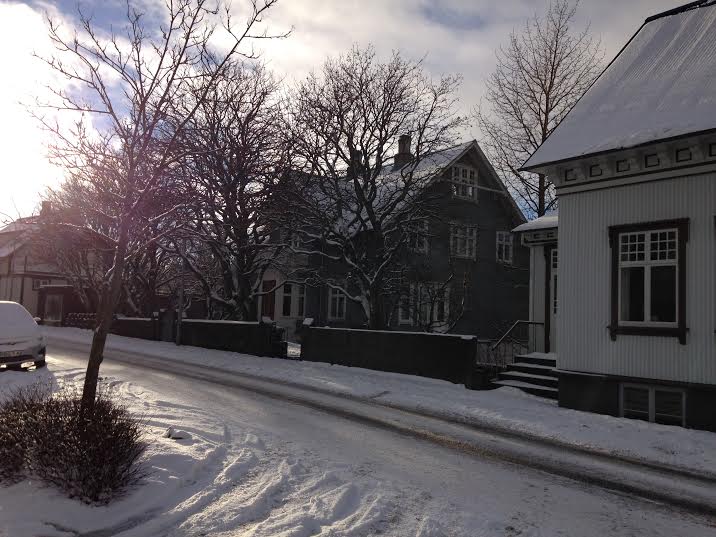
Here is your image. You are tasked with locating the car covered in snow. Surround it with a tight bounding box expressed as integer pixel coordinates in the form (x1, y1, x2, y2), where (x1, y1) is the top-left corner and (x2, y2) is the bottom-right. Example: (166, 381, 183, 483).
(0, 301, 46, 370)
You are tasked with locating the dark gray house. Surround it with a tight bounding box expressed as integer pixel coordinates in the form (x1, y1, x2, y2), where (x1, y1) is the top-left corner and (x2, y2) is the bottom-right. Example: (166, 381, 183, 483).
(261, 140, 529, 341)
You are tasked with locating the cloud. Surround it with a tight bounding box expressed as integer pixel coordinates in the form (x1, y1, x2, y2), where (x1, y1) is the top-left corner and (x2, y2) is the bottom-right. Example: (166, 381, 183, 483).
(1, 0, 683, 219)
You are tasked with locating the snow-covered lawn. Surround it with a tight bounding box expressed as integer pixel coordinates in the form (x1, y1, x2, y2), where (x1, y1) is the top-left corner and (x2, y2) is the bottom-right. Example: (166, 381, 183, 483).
(42, 326, 716, 476)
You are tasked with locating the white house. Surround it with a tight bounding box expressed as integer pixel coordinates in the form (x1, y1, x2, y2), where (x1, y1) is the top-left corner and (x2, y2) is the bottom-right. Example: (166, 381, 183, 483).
(520, 1, 716, 430)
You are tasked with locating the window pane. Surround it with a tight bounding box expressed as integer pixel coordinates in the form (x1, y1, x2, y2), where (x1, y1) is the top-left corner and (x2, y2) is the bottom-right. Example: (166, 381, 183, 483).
(654, 390, 684, 426)
(282, 284, 292, 316)
(650, 265, 676, 322)
(436, 298, 445, 322)
(623, 386, 650, 421)
(620, 266, 645, 321)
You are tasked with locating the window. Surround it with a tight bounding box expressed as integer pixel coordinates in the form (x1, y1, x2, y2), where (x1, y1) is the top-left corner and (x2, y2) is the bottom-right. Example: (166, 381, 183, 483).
(589, 164, 603, 177)
(450, 165, 477, 200)
(282, 283, 293, 317)
(297, 285, 305, 317)
(450, 224, 477, 259)
(32, 279, 50, 291)
(408, 220, 429, 254)
(328, 287, 346, 320)
(281, 283, 306, 318)
(621, 384, 685, 426)
(399, 283, 449, 327)
(496, 231, 513, 264)
(609, 219, 688, 343)
(564, 169, 576, 182)
(289, 235, 302, 249)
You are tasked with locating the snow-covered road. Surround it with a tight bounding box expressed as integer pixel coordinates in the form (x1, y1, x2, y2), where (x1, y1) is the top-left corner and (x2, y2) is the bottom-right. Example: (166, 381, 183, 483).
(2, 342, 715, 536)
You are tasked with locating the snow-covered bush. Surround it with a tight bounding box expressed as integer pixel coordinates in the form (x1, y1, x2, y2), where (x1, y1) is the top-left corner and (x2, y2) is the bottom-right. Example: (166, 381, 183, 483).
(0, 383, 146, 503)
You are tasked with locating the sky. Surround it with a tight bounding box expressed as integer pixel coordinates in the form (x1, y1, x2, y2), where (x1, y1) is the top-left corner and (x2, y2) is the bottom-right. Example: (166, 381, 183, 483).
(0, 0, 685, 221)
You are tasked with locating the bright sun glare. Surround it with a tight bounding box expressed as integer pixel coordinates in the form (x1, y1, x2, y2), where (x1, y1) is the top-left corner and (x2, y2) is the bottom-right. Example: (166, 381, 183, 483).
(0, 3, 64, 222)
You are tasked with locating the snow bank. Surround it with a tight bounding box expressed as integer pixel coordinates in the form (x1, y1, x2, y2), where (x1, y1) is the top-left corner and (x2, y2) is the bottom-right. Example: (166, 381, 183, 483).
(42, 326, 716, 477)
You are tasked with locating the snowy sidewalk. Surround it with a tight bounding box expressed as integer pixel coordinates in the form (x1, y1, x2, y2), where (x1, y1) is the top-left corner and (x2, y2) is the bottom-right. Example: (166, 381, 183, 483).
(43, 326, 716, 478)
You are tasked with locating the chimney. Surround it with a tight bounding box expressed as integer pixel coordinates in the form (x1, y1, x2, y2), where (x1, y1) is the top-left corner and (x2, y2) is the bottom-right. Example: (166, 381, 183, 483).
(347, 149, 363, 177)
(40, 201, 52, 218)
(393, 134, 413, 169)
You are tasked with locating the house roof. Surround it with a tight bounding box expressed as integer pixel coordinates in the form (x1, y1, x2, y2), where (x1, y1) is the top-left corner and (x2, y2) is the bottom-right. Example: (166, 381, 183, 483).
(522, 1, 716, 171)
(512, 212, 558, 233)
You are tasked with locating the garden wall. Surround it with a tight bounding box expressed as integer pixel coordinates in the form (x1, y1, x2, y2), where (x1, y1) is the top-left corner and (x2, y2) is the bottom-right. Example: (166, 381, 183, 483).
(63, 314, 286, 358)
(301, 327, 477, 385)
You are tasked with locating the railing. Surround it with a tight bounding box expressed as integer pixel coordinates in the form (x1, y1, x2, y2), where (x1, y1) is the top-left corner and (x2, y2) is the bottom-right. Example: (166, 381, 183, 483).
(476, 320, 545, 367)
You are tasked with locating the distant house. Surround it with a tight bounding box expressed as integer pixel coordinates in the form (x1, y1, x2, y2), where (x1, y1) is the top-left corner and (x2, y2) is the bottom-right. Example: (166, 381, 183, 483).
(260, 139, 530, 341)
(521, 1, 716, 430)
(0, 211, 69, 319)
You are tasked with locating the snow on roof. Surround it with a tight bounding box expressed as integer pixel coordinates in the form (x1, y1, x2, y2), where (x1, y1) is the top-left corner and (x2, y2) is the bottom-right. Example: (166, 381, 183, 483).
(379, 141, 475, 183)
(523, 1, 716, 170)
(512, 212, 558, 233)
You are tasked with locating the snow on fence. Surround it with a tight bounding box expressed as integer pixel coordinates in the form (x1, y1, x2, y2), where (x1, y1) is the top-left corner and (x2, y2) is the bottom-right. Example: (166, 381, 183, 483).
(300, 327, 477, 385)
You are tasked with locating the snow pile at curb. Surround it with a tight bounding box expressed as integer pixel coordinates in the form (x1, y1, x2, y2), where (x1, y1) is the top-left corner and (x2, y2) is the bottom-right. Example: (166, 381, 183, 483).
(42, 326, 716, 476)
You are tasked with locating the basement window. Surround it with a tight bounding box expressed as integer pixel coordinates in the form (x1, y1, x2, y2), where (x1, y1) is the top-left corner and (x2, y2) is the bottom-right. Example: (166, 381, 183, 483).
(620, 384, 685, 426)
(608, 219, 689, 343)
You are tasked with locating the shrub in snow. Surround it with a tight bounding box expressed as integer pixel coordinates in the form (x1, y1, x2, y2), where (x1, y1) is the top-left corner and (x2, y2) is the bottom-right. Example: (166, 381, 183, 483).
(0, 383, 146, 503)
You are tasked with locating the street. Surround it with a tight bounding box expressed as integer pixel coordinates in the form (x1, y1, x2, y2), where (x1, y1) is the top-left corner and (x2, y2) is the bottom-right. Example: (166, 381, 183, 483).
(23, 340, 716, 537)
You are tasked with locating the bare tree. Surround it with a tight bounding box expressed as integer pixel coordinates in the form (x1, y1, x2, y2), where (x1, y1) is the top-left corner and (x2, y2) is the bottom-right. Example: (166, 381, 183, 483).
(285, 46, 467, 329)
(34, 0, 287, 410)
(475, 0, 603, 217)
(170, 62, 287, 320)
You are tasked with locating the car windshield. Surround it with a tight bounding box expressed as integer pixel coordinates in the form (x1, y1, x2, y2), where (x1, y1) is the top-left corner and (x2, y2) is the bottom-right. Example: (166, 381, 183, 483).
(0, 302, 37, 337)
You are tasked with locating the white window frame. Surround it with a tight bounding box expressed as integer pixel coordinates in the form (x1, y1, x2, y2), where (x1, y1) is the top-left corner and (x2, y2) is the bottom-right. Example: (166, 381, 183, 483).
(398, 283, 449, 328)
(408, 220, 429, 254)
(450, 224, 477, 259)
(280, 283, 307, 318)
(32, 278, 51, 291)
(620, 383, 685, 426)
(328, 287, 346, 321)
(450, 165, 477, 200)
(496, 231, 513, 264)
(618, 228, 679, 328)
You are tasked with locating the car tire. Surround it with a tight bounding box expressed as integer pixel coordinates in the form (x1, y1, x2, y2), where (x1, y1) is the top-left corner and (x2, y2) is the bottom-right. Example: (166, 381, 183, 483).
(7, 364, 23, 371)
(34, 360, 47, 369)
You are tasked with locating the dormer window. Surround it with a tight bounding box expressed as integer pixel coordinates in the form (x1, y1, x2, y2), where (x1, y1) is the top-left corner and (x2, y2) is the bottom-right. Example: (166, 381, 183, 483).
(451, 165, 477, 200)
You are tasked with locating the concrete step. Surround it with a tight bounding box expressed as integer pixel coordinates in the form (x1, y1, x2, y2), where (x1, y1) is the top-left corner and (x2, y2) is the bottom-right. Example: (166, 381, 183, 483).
(514, 354, 557, 368)
(498, 370, 558, 389)
(492, 379, 558, 400)
(510, 362, 558, 378)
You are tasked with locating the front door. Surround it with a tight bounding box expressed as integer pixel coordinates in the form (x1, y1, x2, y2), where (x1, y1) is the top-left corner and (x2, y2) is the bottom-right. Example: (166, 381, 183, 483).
(549, 248, 558, 353)
(261, 280, 276, 320)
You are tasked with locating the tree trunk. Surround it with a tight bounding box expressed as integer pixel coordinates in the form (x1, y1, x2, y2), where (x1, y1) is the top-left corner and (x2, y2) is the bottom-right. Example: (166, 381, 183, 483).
(367, 288, 387, 330)
(81, 221, 130, 411)
(538, 173, 546, 217)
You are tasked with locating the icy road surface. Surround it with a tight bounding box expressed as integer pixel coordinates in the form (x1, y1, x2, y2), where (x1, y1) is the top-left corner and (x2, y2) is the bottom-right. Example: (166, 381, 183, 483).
(1, 343, 714, 537)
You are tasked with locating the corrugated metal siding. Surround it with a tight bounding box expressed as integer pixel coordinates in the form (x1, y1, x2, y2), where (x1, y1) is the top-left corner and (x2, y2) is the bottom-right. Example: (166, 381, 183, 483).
(559, 173, 716, 383)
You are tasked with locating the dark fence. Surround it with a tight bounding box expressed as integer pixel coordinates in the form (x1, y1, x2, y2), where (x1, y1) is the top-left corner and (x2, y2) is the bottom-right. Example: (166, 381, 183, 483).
(180, 320, 286, 357)
(62, 313, 286, 358)
(301, 327, 477, 385)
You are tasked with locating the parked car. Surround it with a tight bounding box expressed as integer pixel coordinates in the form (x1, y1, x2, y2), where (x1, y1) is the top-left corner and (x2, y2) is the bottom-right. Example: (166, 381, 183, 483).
(0, 301, 46, 370)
